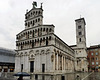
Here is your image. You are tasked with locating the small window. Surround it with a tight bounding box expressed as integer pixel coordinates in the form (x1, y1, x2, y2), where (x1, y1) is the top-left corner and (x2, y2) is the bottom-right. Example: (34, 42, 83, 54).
(96, 62, 98, 65)
(79, 32, 82, 35)
(92, 62, 94, 65)
(96, 57, 98, 60)
(91, 53, 93, 56)
(79, 38, 81, 42)
(78, 26, 81, 29)
(96, 52, 98, 55)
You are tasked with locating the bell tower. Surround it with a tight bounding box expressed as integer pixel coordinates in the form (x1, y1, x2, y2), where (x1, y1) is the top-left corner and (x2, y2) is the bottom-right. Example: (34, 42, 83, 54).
(75, 18, 86, 49)
(74, 18, 88, 72)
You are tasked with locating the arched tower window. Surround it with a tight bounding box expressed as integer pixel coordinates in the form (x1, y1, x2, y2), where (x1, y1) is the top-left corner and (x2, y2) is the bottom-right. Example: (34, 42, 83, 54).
(32, 40, 34, 48)
(79, 38, 81, 42)
(46, 37, 48, 46)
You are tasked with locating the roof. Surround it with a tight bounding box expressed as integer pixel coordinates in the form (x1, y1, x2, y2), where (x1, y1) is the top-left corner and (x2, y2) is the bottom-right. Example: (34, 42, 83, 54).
(75, 18, 86, 25)
(69, 45, 77, 47)
(0, 47, 16, 55)
(87, 45, 100, 50)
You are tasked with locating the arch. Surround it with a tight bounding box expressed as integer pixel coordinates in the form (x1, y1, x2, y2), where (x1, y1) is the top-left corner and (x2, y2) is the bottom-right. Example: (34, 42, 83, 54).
(46, 37, 48, 46)
(28, 14, 30, 17)
(25, 22, 27, 26)
(49, 28, 52, 32)
(33, 11, 35, 15)
(43, 28, 45, 31)
(35, 39, 37, 43)
(25, 52, 27, 56)
(36, 50, 39, 54)
(35, 29, 37, 33)
(49, 36, 51, 40)
(41, 28, 42, 31)
(38, 18, 40, 22)
(27, 41, 29, 44)
(36, 19, 37, 23)
(39, 11, 40, 14)
(40, 38, 42, 46)
(16, 43, 18, 46)
(43, 37, 45, 41)
(31, 12, 32, 16)
(28, 22, 30, 27)
(46, 28, 48, 34)
(33, 20, 34, 26)
(32, 40, 34, 48)
(20, 52, 23, 56)
(46, 28, 48, 32)
(30, 21, 32, 24)
(16, 36, 18, 39)
(46, 49, 50, 54)
(37, 39, 39, 42)
(41, 50, 45, 54)
(54, 49, 56, 53)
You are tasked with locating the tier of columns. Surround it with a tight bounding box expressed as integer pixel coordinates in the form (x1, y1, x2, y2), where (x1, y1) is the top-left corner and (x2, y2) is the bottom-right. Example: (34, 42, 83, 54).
(53, 50, 74, 72)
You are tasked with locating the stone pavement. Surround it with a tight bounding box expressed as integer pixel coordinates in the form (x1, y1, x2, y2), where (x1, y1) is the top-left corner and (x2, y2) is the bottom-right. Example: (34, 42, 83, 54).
(1, 72, 100, 80)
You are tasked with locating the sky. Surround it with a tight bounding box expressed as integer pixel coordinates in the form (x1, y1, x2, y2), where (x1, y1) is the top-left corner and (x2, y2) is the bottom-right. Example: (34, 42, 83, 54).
(0, 0, 100, 49)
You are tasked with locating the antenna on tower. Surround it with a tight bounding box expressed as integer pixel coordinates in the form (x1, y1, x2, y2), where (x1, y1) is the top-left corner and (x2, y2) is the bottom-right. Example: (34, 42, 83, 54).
(80, 15, 81, 18)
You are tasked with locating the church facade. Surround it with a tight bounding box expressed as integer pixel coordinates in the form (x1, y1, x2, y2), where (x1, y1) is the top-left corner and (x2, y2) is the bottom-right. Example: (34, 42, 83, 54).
(15, 2, 75, 75)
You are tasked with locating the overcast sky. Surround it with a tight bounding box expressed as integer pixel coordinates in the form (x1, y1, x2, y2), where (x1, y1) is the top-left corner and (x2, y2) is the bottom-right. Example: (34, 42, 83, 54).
(0, 0, 100, 49)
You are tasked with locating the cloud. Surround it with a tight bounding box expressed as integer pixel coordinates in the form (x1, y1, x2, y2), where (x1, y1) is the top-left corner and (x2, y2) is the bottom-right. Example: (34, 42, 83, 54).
(0, 0, 100, 49)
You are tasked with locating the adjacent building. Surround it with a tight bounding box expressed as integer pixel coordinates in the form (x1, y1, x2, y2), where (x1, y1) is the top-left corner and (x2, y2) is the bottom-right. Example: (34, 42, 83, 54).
(87, 45, 100, 71)
(15, 2, 75, 77)
(0, 48, 15, 72)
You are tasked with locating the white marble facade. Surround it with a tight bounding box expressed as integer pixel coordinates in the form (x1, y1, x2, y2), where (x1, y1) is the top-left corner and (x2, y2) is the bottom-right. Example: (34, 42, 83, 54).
(15, 2, 75, 75)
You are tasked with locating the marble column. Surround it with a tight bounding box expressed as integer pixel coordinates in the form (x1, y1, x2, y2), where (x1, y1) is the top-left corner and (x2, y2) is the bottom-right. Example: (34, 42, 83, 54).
(64, 56, 65, 70)
(57, 53, 58, 70)
(62, 56, 63, 70)
(58, 55, 59, 70)
(53, 52, 55, 70)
